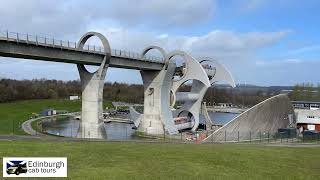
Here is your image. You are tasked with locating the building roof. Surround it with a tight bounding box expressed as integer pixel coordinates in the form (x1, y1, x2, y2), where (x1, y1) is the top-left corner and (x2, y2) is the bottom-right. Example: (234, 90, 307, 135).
(296, 109, 320, 124)
(292, 101, 320, 104)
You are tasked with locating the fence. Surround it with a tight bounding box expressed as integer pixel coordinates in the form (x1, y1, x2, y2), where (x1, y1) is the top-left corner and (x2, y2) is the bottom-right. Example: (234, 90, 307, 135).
(0, 30, 164, 63)
(4, 113, 320, 144)
(7, 115, 315, 144)
(202, 130, 320, 144)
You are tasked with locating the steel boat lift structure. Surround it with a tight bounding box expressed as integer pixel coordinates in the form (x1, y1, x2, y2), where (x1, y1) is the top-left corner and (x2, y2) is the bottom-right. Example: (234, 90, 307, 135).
(130, 46, 235, 135)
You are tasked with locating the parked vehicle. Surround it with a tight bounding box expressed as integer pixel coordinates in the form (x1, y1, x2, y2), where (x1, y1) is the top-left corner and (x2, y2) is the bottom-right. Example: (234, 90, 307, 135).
(6, 163, 27, 175)
(303, 130, 319, 140)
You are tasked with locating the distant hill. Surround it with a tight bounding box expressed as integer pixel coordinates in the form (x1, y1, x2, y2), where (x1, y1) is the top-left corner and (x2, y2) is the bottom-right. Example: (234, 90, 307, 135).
(214, 84, 294, 96)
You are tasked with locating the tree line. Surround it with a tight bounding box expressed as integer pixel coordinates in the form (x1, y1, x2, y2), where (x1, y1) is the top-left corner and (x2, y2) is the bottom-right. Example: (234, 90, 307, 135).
(289, 83, 320, 101)
(0, 78, 273, 107)
(0, 79, 143, 104)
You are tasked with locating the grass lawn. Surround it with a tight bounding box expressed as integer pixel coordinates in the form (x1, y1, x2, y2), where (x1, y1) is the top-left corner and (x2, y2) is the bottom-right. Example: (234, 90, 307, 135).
(0, 99, 113, 135)
(0, 141, 319, 180)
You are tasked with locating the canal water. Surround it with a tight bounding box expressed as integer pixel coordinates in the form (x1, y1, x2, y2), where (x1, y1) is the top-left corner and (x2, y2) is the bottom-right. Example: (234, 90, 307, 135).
(41, 112, 239, 140)
(206, 112, 239, 125)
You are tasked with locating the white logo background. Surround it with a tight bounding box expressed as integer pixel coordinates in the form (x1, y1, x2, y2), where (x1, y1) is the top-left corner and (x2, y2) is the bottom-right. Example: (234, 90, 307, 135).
(3, 157, 67, 177)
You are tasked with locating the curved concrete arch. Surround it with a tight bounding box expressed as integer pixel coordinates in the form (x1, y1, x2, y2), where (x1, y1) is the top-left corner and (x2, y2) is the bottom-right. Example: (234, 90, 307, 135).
(166, 51, 211, 131)
(199, 57, 235, 87)
(76, 32, 111, 139)
(170, 79, 199, 107)
(166, 50, 187, 60)
(175, 92, 199, 102)
(167, 51, 210, 93)
(159, 62, 178, 134)
(198, 58, 235, 130)
(173, 80, 210, 131)
(165, 50, 188, 75)
(77, 32, 111, 75)
(129, 106, 142, 127)
(141, 45, 166, 61)
(175, 110, 196, 130)
(169, 79, 190, 107)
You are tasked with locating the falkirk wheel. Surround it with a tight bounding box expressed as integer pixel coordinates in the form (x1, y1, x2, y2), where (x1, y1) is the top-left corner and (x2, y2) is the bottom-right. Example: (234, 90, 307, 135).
(130, 46, 235, 135)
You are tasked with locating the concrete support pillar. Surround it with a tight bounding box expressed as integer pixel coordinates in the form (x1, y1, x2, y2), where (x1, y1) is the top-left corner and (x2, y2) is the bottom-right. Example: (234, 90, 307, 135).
(136, 46, 178, 135)
(138, 62, 178, 135)
(139, 70, 165, 135)
(76, 32, 111, 139)
(77, 64, 107, 138)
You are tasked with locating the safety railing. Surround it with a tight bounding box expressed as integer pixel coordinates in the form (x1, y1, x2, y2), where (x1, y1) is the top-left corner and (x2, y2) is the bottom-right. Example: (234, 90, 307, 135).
(201, 129, 320, 144)
(0, 30, 164, 63)
(10, 112, 320, 144)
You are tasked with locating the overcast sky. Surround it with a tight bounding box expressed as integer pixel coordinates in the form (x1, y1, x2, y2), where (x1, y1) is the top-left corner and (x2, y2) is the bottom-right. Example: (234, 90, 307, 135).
(0, 0, 319, 86)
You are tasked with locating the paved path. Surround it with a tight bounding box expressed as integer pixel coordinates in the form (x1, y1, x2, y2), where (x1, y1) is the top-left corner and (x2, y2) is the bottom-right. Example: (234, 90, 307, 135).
(0, 135, 42, 141)
(265, 143, 320, 148)
(21, 113, 76, 136)
(21, 117, 44, 136)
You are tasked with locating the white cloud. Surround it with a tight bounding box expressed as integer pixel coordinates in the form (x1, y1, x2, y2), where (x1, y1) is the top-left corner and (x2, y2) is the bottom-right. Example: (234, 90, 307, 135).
(88, 27, 289, 56)
(0, 0, 307, 86)
(0, 25, 290, 84)
(98, 0, 215, 27)
(287, 45, 320, 55)
(241, 0, 267, 11)
(0, 0, 288, 58)
(252, 58, 320, 86)
(256, 58, 303, 66)
(0, 0, 215, 37)
(157, 34, 169, 39)
(232, 0, 296, 15)
(184, 30, 290, 58)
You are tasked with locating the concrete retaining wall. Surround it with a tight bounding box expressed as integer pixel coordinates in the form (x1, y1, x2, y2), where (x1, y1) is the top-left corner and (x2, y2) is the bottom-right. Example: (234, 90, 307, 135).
(203, 94, 294, 142)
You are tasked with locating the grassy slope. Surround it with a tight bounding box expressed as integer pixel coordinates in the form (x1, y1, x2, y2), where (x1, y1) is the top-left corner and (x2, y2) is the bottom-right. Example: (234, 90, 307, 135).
(0, 141, 319, 180)
(0, 99, 113, 135)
